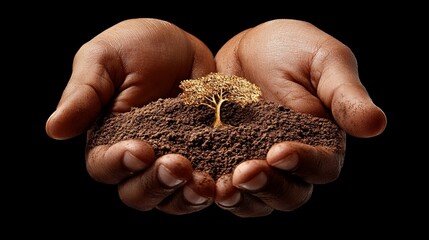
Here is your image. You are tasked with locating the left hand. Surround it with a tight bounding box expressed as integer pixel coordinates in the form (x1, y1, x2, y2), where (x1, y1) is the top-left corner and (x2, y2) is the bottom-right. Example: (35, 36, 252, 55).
(214, 19, 387, 217)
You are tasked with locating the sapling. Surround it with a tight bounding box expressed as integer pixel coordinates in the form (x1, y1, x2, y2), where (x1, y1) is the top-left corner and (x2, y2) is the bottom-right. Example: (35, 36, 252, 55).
(179, 72, 262, 128)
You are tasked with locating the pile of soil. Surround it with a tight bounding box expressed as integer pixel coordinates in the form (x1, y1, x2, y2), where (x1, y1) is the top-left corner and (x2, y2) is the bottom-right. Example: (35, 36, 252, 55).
(87, 97, 344, 180)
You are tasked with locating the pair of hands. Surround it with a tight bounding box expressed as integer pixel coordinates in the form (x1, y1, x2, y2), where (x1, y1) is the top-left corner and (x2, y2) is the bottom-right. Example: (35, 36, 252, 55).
(45, 18, 387, 217)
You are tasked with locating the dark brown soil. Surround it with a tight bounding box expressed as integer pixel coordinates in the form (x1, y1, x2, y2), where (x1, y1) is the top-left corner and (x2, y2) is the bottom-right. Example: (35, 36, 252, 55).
(87, 97, 344, 180)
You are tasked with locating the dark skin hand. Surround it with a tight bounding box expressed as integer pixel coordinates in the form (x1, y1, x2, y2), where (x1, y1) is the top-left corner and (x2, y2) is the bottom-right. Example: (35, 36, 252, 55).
(46, 18, 387, 217)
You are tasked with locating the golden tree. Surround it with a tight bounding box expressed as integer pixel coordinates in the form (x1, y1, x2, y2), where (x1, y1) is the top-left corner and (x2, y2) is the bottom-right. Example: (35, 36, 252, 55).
(179, 72, 262, 128)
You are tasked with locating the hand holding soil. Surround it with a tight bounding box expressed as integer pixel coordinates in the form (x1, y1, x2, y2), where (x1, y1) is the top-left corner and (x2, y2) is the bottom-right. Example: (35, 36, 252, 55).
(88, 72, 345, 181)
(46, 18, 387, 217)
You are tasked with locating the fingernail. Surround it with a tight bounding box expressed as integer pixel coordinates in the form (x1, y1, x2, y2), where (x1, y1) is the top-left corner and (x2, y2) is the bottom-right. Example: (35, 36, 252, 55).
(46, 111, 66, 140)
(123, 151, 147, 171)
(217, 192, 241, 208)
(238, 172, 267, 191)
(158, 164, 185, 188)
(183, 186, 208, 205)
(271, 153, 299, 171)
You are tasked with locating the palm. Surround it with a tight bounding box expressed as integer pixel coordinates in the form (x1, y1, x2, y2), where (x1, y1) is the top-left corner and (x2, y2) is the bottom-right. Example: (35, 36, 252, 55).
(216, 19, 358, 120)
(85, 19, 216, 113)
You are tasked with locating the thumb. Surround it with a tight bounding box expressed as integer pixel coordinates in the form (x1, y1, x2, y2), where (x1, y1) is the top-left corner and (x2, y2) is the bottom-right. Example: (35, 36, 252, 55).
(313, 41, 387, 138)
(330, 83, 387, 138)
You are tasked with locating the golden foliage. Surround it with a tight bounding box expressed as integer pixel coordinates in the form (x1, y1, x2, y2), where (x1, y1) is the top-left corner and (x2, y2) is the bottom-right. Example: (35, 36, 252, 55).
(179, 72, 262, 127)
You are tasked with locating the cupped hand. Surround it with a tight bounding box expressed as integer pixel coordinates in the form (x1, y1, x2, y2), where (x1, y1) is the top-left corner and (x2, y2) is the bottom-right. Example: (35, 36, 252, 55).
(214, 19, 387, 217)
(46, 18, 387, 217)
(45, 18, 217, 214)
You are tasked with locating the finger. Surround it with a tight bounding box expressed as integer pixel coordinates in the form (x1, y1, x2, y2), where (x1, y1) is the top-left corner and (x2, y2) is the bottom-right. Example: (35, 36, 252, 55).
(233, 160, 313, 212)
(215, 174, 273, 217)
(309, 34, 387, 138)
(216, 160, 313, 216)
(45, 42, 120, 140)
(157, 170, 216, 215)
(45, 80, 112, 140)
(85, 139, 155, 184)
(329, 82, 387, 138)
(117, 154, 193, 212)
(267, 141, 345, 184)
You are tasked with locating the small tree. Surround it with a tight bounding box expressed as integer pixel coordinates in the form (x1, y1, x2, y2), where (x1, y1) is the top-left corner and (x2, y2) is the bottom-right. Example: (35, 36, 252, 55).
(179, 72, 262, 128)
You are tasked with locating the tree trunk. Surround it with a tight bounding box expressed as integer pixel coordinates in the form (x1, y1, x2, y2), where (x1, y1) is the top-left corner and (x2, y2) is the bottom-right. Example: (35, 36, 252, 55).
(213, 99, 225, 128)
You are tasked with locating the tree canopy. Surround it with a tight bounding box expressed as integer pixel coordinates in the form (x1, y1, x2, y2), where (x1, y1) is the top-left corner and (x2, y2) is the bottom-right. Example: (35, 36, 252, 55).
(179, 72, 262, 128)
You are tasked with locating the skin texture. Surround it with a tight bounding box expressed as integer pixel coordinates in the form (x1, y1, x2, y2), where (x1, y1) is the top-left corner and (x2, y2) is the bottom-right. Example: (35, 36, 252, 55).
(46, 18, 387, 217)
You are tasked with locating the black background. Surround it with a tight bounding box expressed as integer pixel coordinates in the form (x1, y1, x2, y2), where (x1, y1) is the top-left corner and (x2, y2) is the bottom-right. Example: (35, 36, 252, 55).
(9, 3, 421, 237)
